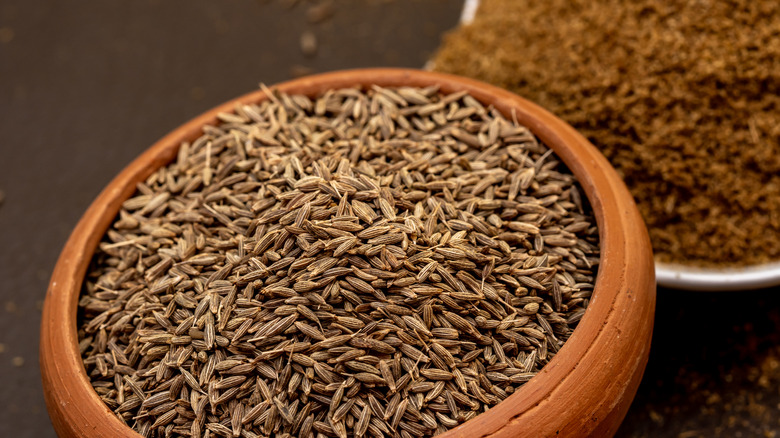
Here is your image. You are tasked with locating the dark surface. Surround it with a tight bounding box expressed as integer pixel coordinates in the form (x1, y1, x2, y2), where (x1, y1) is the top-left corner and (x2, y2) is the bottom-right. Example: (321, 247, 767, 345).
(0, 2, 460, 436)
(616, 289, 780, 438)
(1, 1, 778, 437)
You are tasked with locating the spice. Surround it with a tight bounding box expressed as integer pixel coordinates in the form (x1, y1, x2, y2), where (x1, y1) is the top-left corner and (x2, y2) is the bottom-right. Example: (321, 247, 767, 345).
(286, 0, 336, 64)
(78, 85, 599, 437)
(300, 31, 318, 57)
(304, 0, 334, 24)
(432, 0, 780, 267)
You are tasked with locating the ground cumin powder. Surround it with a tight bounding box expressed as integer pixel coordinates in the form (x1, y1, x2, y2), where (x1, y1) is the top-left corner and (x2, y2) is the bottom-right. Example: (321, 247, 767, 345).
(432, 0, 780, 267)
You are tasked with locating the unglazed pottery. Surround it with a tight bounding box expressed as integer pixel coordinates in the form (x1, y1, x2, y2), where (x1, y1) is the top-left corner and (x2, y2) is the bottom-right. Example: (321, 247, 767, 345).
(40, 68, 656, 438)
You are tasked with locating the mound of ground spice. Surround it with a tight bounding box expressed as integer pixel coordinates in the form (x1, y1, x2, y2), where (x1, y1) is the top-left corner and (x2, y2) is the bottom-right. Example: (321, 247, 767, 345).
(432, 0, 780, 267)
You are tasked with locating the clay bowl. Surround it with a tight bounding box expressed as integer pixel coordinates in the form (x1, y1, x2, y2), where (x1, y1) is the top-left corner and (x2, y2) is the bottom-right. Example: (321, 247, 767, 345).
(40, 68, 656, 437)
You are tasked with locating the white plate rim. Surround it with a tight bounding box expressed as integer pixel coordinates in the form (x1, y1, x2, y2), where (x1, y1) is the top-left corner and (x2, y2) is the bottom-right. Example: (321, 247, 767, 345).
(459, 0, 480, 24)
(656, 261, 780, 291)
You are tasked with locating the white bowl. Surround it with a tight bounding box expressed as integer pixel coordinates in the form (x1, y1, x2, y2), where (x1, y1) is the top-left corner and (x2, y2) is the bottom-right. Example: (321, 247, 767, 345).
(460, 0, 480, 24)
(454, 0, 780, 292)
(656, 261, 780, 291)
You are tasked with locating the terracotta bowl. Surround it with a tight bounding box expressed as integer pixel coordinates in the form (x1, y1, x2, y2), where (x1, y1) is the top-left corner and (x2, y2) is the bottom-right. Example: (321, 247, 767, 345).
(40, 68, 656, 438)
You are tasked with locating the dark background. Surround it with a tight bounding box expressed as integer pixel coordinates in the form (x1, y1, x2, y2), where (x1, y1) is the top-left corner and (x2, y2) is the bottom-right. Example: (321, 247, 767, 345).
(1, 1, 779, 437)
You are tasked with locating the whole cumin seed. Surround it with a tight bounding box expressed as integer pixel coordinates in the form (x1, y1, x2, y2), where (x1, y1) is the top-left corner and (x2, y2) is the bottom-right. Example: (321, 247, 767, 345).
(78, 84, 599, 437)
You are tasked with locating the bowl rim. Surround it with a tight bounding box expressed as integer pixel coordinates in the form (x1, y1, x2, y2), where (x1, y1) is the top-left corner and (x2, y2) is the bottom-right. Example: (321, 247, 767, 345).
(40, 68, 655, 438)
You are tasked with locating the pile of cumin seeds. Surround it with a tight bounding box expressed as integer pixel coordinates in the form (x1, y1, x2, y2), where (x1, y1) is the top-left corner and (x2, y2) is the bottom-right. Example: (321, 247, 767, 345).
(78, 84, 600, 438)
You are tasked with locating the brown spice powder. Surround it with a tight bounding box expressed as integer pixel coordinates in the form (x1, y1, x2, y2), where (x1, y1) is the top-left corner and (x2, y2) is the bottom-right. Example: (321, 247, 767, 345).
(433, 0, 780, 267)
